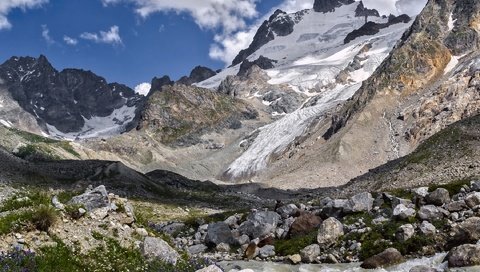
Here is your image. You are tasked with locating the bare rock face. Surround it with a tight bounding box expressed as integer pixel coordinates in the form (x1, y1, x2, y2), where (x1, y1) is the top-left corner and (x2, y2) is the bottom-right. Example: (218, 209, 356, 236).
(68, 185, 110, 212)
(142, 237, 180, 265)
(313, 0, 354, 13)
(177, 66, 217, 86)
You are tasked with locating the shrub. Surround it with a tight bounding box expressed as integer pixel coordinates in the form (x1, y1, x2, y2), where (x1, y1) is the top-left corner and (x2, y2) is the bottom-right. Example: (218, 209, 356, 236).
(31, 205, 57, 232)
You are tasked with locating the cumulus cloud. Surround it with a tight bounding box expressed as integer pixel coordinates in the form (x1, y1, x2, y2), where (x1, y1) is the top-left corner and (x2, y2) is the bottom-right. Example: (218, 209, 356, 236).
(80, 25, 123, 46)
(63, 35, 78, 45)
(41, 24, 55, 45)
(134, 82, 151, 96)
(102, 0, 258, 34)
(362, 0, 427, 16)
(0, 0, 48, 30)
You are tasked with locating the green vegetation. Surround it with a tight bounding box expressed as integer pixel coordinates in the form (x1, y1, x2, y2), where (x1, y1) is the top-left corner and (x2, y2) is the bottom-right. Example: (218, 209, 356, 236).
(274, 230, 318, 256)
(0, 206, 58, 235)
(0, 191, 50, 213)
(428, 178, 473, 196)
(65, 203, 85, 220)
(31, 205, 57, 232)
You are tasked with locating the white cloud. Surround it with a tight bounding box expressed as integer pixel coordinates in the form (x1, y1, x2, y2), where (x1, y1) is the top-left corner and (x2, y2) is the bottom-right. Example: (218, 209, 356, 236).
(102, 0, 258, 34)
(41, 24, 55, 45)
(0, 0, 48, 30)
(134, 82, 151, 96)
(80, 25, 123, 46)
(63, 35, 78, 45)
(361, 0, 427, 16)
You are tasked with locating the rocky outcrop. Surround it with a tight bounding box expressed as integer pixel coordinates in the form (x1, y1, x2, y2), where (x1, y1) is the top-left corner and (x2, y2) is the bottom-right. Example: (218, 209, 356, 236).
(149, 75, 173, 93)
(142, 237, 180, 265)
(231, 10, 295, 66)
(344, 14, 411, 44)
(313, 0, 354, 13)
(177, 66, 217, 86)
(237, 56, 277, 77)
(355, 1, 380, 18)
(68, 185, 110, 211)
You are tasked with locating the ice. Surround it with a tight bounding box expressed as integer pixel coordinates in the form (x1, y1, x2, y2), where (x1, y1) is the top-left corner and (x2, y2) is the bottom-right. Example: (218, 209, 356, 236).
(448, 12, 456, 31)
(46, 104, 137, 140)
(444, 54, 465, 74)
(0, 119, 12, 128)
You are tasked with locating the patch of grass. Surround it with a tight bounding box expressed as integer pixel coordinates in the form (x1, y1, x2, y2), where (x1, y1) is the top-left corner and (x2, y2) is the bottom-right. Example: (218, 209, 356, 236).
(57, 141, 80, 157)
(31, 205, 58, 232)
(35, 238, 84, 272)
(0, 191, 50, 213)
(274, 230, 318, 256)
(428, 178, 472, 196)
(57, 190, 82, 203)
(0, 210, 36, 235)
(389, 188, 414, 200)
(184, 210, 247, 229)
(343, 212, 374, 226)
(65, 203, 85, 220)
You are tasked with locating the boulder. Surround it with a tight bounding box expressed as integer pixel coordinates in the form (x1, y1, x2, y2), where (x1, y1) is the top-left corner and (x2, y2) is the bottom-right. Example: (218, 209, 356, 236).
(288, 254, 302, 264)
(161, 223, 186, 235)
(446, 200, 468, 212)
(276, 204, 298, 218)
(418, 205, 444, 221)
(51, 196, 65, 210)
(447, 244, 480, 267)
(396, 224, 415, 242)
(188, 244, 208, 255)
(288, 213, 322, 237)
(142, 237, 180, 265)
(68, 185, 110, 212)
(393, 204, 416, 220)
(345, 192, 374, 213)
(195, 265, 223, 272)
(465, 192, 480, 208)
(238, 211, 281, 239)
(470, 180, 480, 191)
(216, 243, 230, 253)
(205, 222, 234, 246)
(413, 187, 429, 198)
(317, 217, 344, 248)
(300, 244, 320, 263)
(425, 188, 450, 206)
(391, 196, 412, 208)
(448, 217, 480, 248)
(244, 242, 258, 259)
(259, 245, 275, 258)
(361, 248, 404, 269)
(419, 221, 436, 236)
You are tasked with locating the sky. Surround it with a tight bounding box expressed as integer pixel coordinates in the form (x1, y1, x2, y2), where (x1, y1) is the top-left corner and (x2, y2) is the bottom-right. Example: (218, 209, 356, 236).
(0, 0, 426, 93)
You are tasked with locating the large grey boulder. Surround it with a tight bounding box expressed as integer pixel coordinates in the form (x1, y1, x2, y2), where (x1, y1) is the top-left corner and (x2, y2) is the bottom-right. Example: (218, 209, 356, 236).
(396, 224, 415, 242)
(418, 205, 444, 221)
(449, 217, 480, 247)
(446, 200, 468, 212)
(259, 245, 275, 258)
(344, 192, 374, 213)
(205, 222, 234, 246)
(276, 204, 298, 218)
(238, 211, 281, 239)
(142, 237, 180, 265)
(465, 192, 480, 208)
(393, 204, 416, 220)
(317, 217, 344, 248)
(425, 188, 450, 206)
(300, 244, 320, 263)
(447, 244, 480, 267)
(68, 185, 109, 211)
(361, 248, 404, 269)
(419, 221, 436, 236)
(188, 244, 208, 255)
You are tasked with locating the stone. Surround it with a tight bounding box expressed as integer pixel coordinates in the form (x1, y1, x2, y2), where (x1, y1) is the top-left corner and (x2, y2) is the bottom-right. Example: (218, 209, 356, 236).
(409, 265, 439, 272)
(418, 205, 444, 221)
(361, 248, 404, 269)
(288, 254, 302, 264)
(317, 217, 344, 248)
(470, 180, 480, 192)
(224, 214, 241, 228)
(244, 242, 258, 260)
(465, 192, 480, 208)
(68, 185, 110, 212)
(51, 196, 65, 210)
(238, 211, 281, 239)
(396, 224, 415, 242)
(449, 217, 480, 248)
(216, 243, 230, 253)
(276, 204, 298, 218)
(236, 234, 250, 246)
(142, 237, 180, 265)
(205, 222, 234, 246)
(188, 244, 208, 255)
(288, 213, 322, 237)
(413, 187, 429, 198)
(259, 245, 275, 258)
(90, 207, 109, 220)
(446, 200, 468, 212)
(345, 192, 374, 213)
(425, 188, 450, 206)
(391, 197, 412, 208)
(195, 265, 223, 272)
(135, 228, 148, 237)
(419, 221, 436, 236)
(300, 244, 320, 263)
(447, 244, 480, 267)
(393, 204, 416, 220)
(161, 223, 185, 235)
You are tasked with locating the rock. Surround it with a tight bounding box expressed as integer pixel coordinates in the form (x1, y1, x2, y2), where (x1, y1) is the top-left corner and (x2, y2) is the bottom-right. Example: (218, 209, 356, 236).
(236, 234, 250, 246)
(300, 244, 320, 263)
(418, 205, 444, 221)
(90, 207, 109, 220)
(68, 185, 110, 212)
(224, 214, 241, 228)
(142, 237, 180, 265)
(288, 254, 302, 264)
(288, 213, 322, 237)
(446, 200, 468, 212)
(244, 242, 258, 260)
(276, 204, 298, 218)
(216, 243, 230, 253)
(161, 223, 185, 235)
(413, 187, 429, 198)
(449, 217, 480, 248)
(238, 211, 281, 239)
(345, 192, 374, 213)
(361, 248, 404, 269)
(391, 197, 412, 208)
(465, 192, 480, 208)
(409, 265, 439, 272)
(393, 204, 416, 220)
(188, 244, 208, 255)
(313, 0, 354, 13)
(135, 228, 148, 237)
(425, 188, 450, 206)
(317, 217, 344, 248)
(419, 221, 436, 236)
(259, 245, 275, 258)
(396, 224, 415, 242)
(51, 196, 65, 210)
(471, 180, 480, 191)
(196, 264, 223, 272)
(447, 244, 480, 267)
(205, 222, 234, 246)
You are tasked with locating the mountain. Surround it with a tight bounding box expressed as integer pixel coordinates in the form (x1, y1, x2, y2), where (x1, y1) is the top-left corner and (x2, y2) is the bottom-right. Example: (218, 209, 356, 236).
(0, 55, 145, 140)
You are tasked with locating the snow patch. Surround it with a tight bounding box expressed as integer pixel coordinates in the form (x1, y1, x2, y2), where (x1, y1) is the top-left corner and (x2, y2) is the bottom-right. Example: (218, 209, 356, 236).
(46, 105, 137, 140)
(448, 12, 456, 31)
(0, 119, 12, 128)
(134, 83, 151, 96)
(444, 55, 464, 74)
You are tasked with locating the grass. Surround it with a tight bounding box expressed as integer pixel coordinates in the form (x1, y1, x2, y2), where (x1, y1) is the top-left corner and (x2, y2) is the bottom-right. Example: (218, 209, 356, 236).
(274, 230, 318, 256)
(0, 205, 58, 235)
(0, 191, 50, 213)
(428, 178, 473, 196)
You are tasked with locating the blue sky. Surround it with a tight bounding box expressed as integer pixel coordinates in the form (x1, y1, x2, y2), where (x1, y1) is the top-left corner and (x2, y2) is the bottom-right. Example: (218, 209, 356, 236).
(0, 0, 424, 91)
(0, 0, 288, 89)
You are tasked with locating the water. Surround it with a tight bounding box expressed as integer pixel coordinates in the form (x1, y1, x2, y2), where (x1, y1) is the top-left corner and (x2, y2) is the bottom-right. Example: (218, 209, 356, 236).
(218, 253, 480, 272)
